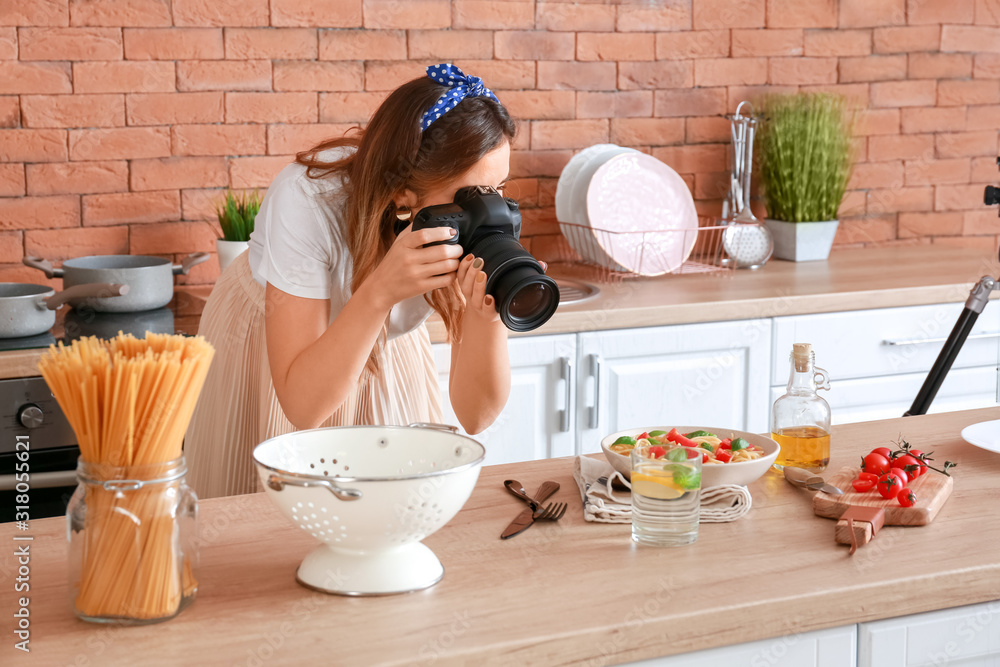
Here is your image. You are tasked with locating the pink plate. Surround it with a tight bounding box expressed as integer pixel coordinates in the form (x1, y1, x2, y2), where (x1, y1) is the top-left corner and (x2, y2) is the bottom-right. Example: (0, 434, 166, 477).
(585, 153, 699, 276)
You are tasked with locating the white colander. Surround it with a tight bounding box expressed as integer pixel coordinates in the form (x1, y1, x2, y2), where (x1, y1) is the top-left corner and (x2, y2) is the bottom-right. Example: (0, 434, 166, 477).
(253, 424, 484, 596)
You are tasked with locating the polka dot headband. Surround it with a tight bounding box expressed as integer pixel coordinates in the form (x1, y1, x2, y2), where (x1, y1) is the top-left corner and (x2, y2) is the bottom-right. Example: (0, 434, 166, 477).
(421, 63, 500, 131)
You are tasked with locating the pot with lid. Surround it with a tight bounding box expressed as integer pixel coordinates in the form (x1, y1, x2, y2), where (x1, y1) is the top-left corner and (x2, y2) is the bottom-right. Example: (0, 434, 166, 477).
(24, 253, 209, 313)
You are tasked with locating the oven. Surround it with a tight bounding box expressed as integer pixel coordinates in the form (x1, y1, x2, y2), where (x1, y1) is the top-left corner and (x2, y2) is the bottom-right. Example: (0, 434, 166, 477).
(1, 376, 81, 521)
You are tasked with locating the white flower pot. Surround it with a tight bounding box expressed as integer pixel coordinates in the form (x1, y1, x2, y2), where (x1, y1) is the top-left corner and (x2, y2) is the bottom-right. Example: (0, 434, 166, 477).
(764, 219, 839, 262)
(216, 239, 248, 273)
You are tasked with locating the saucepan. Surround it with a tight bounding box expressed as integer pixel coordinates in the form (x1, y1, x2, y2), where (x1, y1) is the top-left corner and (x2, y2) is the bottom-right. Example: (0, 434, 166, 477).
(0, 283, 128, 339)
(23, 253, 209, 313)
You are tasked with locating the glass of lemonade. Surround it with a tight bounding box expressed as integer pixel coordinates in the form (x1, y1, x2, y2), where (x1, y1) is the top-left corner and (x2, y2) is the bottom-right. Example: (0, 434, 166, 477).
(630, 445, 702, 547)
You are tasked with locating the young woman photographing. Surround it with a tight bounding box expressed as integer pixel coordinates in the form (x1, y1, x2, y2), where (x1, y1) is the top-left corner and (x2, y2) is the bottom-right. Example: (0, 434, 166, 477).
(185, 64, 517, 498)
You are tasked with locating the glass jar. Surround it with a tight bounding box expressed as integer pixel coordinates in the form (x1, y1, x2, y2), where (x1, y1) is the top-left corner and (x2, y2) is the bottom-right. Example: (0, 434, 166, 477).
(771, 343, 832, 472)
(67, 457, 198, 624)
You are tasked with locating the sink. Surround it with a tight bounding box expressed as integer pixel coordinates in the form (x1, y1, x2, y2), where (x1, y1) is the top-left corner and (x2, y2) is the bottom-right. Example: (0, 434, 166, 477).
(555, 278, 600, 306)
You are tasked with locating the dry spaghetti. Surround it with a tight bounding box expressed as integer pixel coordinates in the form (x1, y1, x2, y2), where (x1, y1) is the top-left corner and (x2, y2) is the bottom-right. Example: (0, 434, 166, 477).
(38, 333, 214, 621)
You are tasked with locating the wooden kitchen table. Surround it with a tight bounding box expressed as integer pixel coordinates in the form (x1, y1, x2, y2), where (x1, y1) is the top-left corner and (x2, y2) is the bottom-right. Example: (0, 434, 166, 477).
(3, 408, 1000, 666)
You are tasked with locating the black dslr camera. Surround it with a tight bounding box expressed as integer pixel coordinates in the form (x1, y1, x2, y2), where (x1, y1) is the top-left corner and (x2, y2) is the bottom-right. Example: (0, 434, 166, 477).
(394, 185, 559, 332)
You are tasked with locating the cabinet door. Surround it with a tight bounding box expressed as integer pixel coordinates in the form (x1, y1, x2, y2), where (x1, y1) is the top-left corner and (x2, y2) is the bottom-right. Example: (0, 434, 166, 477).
(771, 303, 1000, 385)
(770, 365, 1000, 426)
(619, 624, 856, 667)
(577, 320, 772, 455)
(432, 334, 576, 466)
(859, 600, 1000, 667)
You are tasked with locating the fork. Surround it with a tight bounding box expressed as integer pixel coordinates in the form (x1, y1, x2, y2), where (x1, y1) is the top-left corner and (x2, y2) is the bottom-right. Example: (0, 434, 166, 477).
(533, 502, 567, 521)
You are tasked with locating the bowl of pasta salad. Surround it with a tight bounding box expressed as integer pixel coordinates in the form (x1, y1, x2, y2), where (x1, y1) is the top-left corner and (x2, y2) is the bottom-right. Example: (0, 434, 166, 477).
(601, 426, 780, 488)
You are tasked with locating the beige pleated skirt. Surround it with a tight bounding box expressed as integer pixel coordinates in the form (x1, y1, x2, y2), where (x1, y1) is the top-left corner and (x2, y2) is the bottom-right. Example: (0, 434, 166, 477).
(184, 251, 444, 499)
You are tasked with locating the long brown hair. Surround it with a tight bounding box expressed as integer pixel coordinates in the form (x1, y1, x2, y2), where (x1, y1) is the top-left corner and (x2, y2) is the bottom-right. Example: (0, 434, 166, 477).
(295, 74, 516, 374)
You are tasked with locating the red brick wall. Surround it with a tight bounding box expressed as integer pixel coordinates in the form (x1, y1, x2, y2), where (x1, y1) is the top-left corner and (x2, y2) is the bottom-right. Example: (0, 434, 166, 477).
(2, 0, 1000, 286)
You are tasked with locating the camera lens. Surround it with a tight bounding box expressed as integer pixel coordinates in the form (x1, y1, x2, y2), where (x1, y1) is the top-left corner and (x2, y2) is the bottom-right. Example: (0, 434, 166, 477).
(508, 282, 550, 320)
(469, 235, 559, 332)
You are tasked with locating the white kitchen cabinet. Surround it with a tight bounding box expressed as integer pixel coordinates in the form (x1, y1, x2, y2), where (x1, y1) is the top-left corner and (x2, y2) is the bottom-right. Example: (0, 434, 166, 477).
(859, 600, 1000, 667)
(433, 318, 771, 463)
(576, 319, 772, 454)
(770, 366, 1000, 426)
(772, 303, 1000, 425)
(619, 624, 857, 667)
(432, 334, 576, 467)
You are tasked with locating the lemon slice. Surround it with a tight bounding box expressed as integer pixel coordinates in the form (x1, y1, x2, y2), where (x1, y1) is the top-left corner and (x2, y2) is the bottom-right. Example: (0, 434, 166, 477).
(631, 471, 684, 500)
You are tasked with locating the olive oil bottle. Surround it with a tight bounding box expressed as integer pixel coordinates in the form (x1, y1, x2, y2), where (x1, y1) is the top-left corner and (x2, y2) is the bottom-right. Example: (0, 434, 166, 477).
(771, 343, 832, 472)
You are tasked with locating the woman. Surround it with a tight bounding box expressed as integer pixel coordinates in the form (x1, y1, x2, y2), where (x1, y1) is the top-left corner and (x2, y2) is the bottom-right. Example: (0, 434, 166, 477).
(185, 64, 516, 498)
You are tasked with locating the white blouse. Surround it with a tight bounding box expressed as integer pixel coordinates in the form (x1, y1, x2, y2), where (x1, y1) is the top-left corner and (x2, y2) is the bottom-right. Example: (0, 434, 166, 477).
(247, 149, 432, 339)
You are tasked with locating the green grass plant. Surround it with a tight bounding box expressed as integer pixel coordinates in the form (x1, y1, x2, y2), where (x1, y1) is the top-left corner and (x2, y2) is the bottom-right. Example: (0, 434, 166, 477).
(756, 93, 855, 223)
(216, 190, 261, 242)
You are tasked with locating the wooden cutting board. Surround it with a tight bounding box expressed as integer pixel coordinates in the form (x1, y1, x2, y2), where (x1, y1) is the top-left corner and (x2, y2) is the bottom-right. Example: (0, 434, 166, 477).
(814, 466, 954, 526)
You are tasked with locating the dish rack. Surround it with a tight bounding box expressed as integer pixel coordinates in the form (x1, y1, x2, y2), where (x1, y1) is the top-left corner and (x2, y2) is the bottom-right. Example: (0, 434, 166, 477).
(551, 217, 741, 283)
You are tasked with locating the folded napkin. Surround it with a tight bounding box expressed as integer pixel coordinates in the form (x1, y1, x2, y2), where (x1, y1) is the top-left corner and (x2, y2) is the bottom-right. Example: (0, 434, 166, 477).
(573, 456, 752, 524)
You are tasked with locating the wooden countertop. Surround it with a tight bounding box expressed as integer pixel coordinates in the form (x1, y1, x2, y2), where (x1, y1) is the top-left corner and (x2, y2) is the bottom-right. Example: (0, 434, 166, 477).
(5, 407, 1000, 666)
(427, 244, 1000, 341)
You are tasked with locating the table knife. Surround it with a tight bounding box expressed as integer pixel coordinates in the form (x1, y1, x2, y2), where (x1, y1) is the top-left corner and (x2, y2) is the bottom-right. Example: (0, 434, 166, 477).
(500, 481, 560, 539)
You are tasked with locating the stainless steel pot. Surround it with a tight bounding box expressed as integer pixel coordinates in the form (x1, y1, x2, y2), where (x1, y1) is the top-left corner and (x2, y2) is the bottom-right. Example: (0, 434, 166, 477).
(0, 283, 128, 339)
(23, 253, 209, 313)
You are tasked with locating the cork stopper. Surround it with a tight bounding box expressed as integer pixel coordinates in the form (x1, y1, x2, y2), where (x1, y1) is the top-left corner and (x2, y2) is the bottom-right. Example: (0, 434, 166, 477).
(792, 343, 812, 372)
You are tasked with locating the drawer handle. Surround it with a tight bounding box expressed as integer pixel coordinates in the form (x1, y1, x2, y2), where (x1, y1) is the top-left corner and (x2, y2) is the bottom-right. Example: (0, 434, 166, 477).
(0, 469, 78, 490)
(882, 332, 1000, 346)
(588, 354, 602, 430)
(558, 356, 572, 433)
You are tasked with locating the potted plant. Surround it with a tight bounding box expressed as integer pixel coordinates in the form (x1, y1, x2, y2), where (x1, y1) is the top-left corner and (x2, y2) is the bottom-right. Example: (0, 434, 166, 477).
(756, 93, 855, 262)
(215, 190, 261, 272)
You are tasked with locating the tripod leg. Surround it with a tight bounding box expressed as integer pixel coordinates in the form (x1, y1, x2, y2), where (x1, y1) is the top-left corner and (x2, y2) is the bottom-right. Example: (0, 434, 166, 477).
(904, 275, 997, 416)
(904, 309, 979, 416)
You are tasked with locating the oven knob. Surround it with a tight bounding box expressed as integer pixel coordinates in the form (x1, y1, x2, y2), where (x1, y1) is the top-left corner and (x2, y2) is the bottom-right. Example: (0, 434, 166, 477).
(17, 404, 44, 429)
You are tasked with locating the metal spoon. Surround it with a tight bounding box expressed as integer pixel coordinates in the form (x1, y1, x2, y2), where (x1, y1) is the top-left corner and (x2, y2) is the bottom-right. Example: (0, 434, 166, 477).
(782, 466, 844, 495)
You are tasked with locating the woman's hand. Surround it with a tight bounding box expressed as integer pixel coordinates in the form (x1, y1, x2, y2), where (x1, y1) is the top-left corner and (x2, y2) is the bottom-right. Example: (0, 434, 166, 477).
(366, 225, 464, 310)
(456, 254, 501, 326)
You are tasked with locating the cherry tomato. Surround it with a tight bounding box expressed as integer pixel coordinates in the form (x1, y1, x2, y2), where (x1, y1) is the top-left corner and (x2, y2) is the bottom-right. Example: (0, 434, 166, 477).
(908, 449, 929, 476)
(862, 453, 891, 477)
(891, 454, 922, 481)
(648, 446, 667, 459)
(858, 472, 879, 483)
(892, 468, 909, 486)
(897, 488, 917, 508)
(716, 450, 732, 463)
(877, 471, 905, 499)
(852, 478, 876, 493)
(870, 447, 892, 459)
(682, 447, 709, 463)
(637, 432, 650, 441)
(718, 438, 732, 449)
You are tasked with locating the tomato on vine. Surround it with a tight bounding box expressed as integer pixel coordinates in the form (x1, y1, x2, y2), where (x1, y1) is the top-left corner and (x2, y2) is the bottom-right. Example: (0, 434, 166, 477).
(877, 471, 906, 499)
(862, 452, 891, 477)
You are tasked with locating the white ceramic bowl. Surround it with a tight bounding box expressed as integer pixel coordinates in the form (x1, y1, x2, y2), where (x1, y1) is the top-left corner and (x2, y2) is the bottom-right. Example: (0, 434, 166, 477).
(600, 426, 780, 488)
(254, 424, 484, 596)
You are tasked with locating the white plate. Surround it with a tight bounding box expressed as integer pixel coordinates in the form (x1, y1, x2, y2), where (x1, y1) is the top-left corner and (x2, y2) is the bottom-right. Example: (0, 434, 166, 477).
(555, 144, 617, 223)
(571, 145, 637, 228)
(585, 152, 699, 276)
(560, 145, 638, 268)
(960, 419, 1000, 454)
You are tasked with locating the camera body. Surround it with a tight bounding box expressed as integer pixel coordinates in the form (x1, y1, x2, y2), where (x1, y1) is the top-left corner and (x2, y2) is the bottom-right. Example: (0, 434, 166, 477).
(394, 185, 558, 332)
(395, 185, 522, 248)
